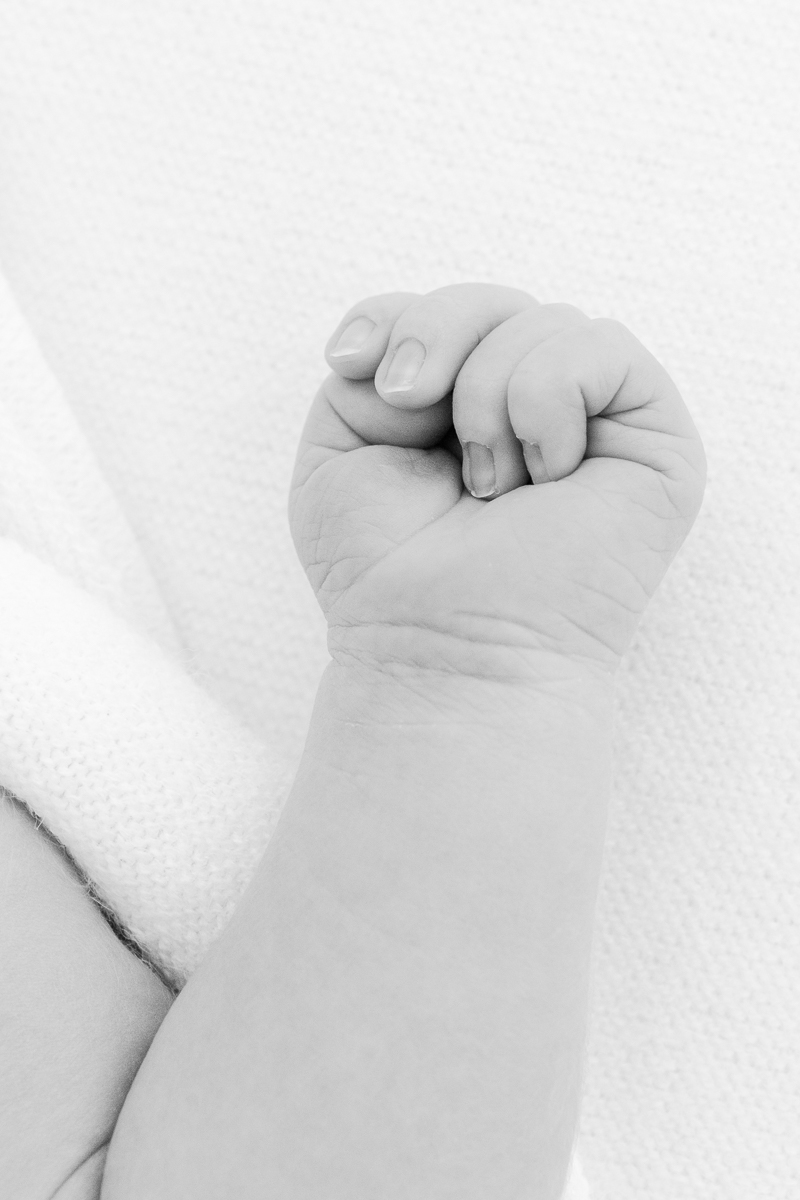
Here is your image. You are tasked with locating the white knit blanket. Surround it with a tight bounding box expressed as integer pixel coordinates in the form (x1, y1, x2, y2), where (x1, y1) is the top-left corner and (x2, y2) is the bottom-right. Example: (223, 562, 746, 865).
(0, 272, 294, 987)
(1, 4, 797, 1199)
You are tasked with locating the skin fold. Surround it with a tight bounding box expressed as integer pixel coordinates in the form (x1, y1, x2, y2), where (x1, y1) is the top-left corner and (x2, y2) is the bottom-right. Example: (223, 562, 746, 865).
(48, 282, 703, 1198)
(0, 790, 173, 1199)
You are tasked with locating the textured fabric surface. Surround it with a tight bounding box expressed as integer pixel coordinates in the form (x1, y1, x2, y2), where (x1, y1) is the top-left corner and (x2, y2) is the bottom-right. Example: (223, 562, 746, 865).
(0, 271, 294, 988)
(0, 2, 797, 1197)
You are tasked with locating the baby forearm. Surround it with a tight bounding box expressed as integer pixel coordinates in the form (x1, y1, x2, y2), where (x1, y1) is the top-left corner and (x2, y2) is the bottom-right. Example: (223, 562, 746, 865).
(102, 659, 613, 1199)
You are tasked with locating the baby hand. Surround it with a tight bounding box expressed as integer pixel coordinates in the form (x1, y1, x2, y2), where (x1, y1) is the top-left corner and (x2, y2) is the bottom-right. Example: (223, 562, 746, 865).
(289, 284, 706, 683)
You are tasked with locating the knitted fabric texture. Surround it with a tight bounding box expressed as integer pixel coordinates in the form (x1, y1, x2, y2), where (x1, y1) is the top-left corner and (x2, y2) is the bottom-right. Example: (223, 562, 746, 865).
(0, 272, 294, 989)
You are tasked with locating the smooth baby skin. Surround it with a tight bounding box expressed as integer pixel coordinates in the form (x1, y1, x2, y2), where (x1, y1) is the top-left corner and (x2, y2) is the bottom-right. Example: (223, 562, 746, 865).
(100, 284, 705, 1199)
(304, 284, 706, 678)
(0, 790, 173, 1200)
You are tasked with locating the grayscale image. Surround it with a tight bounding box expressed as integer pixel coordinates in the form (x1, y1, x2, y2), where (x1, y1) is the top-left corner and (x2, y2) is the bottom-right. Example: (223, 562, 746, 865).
(0, 3, 796, 1197)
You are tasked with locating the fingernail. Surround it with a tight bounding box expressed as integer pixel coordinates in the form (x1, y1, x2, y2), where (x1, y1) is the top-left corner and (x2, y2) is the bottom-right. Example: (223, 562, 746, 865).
(521, 440, 550, 484)
(330, 316, 376, 357)
(463, 442, 497, 498)
(382, 338, 426, 392)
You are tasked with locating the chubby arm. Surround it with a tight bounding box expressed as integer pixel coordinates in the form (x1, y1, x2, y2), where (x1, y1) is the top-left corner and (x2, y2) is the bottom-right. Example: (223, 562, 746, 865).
(0, 788, 173, 1199)
(100, 661, 612, 1200)
(100, 283, 704, 1197)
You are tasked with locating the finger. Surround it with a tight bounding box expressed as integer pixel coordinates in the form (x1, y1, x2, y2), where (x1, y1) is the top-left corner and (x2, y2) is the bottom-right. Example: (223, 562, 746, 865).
(325, 292, 421, 380)
(451, 303, 590, 498)
(297, 372, 454, 482)
(507, 319, 706, 517)
(373, 282, 537, 409)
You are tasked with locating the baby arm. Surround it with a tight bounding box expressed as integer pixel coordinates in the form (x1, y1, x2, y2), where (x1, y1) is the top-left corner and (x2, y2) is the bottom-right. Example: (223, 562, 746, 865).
(0, 789, 173, 1199)
(100, 285, 705, 1199)
(104, 655, 612, 1200)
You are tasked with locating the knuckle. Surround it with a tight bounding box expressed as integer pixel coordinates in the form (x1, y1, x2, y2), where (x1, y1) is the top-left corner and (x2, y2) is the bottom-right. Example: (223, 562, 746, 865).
(538, 301, 590, 328)
(393, 291, 481, 350)
(506, 367, 579, 428)
(589, 317, 661, 391)
(589, 315, 633, 346)
(392, 292, 446, 336)
(343, 291, 419, 328)
(429, 282, 487, 302)
(432, 281, 532, 307)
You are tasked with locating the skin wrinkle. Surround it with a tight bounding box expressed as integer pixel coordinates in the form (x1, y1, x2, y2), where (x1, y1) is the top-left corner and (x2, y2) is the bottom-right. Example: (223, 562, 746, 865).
(290, 688, 603, 959)
(326, 624, 614, 700)
(501, 515, 632, 664)
(96, 281, 702, 1196)
(586, 415, 702, 488)
(595, 545, 653, 599)
(574, 570, 646, 614)
(320, 550, 383, 603)
(304, 370, 679, 614)
(322, 380, 372, 446)
(290, 388, 369, 495)
(331, 614, 543, 656)
(301, 453, 452, 604)
(49, 1142, 109, 1200)
(271, 826, 430, 955)
(628, 487, 688, 539)
(568, 469, 685, 532)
